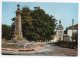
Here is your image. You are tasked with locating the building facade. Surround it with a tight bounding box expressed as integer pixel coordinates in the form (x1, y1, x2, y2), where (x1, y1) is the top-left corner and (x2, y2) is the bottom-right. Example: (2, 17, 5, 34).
(67, 24, 78, 42)
(56, 20, 64, 41)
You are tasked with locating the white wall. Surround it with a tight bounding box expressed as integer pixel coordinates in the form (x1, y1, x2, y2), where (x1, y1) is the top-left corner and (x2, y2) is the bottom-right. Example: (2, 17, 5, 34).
(67, 30, 77, 37)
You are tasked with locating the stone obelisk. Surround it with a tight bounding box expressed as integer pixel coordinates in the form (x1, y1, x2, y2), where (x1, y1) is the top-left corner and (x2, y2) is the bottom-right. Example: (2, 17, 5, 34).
(13, 4, 23, 41)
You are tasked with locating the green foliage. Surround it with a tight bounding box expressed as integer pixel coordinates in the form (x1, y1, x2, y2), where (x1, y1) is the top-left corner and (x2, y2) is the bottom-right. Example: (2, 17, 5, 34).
(2, 24, 13, 40)
(30, 7, 56, 41)
(27, 32, 40, 41)
(72, 32, 78, 42)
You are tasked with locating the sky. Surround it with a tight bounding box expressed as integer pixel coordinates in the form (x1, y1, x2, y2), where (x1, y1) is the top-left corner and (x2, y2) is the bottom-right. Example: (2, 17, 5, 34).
(2, 2, 78, 29)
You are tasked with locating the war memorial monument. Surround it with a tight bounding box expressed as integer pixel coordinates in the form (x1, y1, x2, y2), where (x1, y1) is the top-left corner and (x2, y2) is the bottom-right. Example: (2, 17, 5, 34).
(2, 4, 44, 54)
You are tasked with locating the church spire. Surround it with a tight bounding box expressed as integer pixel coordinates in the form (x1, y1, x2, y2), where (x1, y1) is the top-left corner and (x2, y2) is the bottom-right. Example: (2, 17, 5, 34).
(59, 20, 61, 25)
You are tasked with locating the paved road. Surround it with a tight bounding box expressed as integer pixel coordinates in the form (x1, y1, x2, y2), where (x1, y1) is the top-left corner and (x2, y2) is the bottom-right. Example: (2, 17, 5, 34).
(2, 44, 77, 56)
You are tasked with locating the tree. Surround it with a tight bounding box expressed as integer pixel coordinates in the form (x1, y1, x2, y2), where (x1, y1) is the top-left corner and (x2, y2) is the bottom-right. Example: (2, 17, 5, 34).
(31, 7, 57, 41)
(64, 28, 67, 34)
(2, 24, 13, 40)
(11, 6, 57, 42)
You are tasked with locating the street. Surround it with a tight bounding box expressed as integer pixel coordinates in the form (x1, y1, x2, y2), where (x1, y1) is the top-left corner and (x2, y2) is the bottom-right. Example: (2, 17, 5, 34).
(2, 43, 77, 56)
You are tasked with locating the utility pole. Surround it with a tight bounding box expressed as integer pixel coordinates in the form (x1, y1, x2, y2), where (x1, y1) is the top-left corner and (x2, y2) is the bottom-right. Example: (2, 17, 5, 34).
(72, 19, 74, 48)
(72, 19, 74, 40)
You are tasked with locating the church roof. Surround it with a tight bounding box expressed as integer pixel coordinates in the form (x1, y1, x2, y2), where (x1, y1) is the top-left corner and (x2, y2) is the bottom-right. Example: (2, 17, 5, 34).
(56, 20, 64, 30)
(57, 24, 64, 30)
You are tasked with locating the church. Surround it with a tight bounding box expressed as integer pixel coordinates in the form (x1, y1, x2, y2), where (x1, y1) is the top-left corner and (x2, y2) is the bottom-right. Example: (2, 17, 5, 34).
(56, 20, 64, 41)
(51, 20, 64, 42)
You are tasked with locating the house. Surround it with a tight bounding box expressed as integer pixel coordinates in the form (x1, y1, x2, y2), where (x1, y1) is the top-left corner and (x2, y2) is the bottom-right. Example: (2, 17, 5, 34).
(64, 24, 78, 42)
(67, 24, 78, 37)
